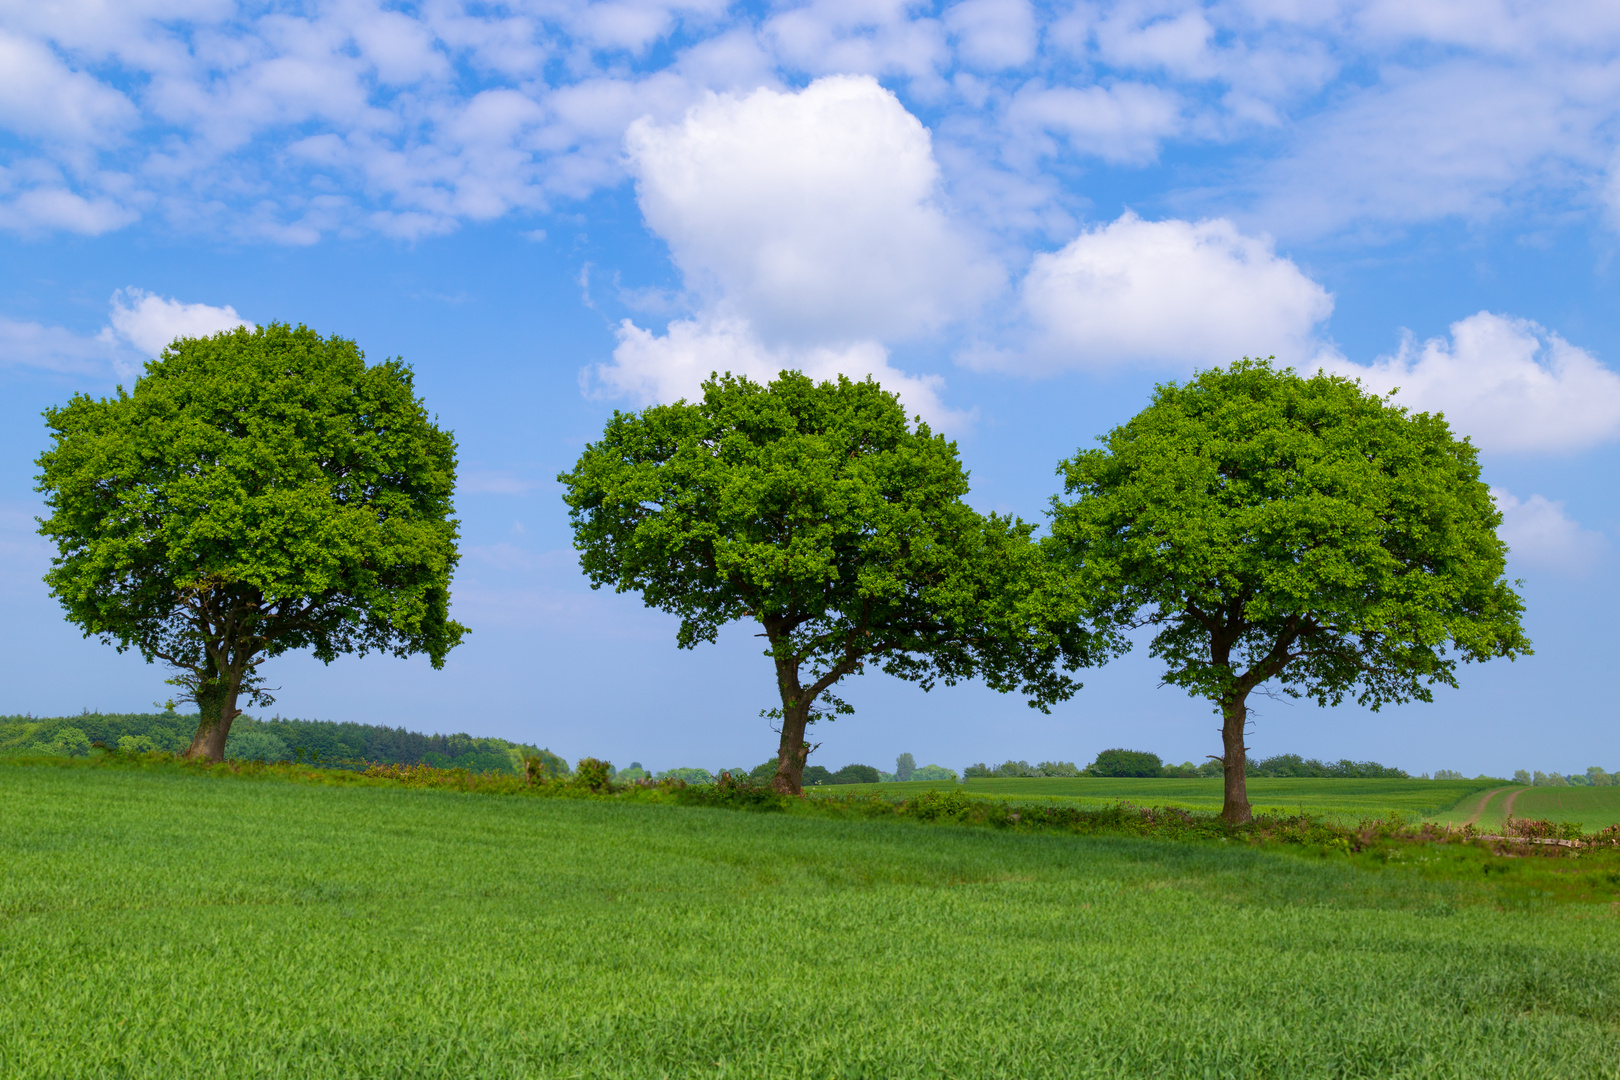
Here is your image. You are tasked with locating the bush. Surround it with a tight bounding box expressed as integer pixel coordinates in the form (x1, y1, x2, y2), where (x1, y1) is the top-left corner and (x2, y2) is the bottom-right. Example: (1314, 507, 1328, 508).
(830, 764, 881, 784)
(225, 729, 290, 762)
(1086, 749, 1162, 778)
(657, 767, 715, 785)
(573, 757, 614, 792)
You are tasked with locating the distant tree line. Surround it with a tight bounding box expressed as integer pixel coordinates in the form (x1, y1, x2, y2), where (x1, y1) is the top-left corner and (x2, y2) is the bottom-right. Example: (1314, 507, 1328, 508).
(0, 712, 562, 776)
(962, 749, 1412, 780)
(1511, 767, 1617, 787)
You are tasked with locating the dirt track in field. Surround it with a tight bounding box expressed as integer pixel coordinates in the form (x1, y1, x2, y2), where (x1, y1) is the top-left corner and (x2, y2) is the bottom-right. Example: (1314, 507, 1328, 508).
(1461, 787, 1519, 827)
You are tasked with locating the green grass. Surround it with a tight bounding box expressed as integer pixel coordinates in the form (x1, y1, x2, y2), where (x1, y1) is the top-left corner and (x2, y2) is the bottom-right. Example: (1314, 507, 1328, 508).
(3, 763, 1620, 1079)
(824, 776, 1500, 824)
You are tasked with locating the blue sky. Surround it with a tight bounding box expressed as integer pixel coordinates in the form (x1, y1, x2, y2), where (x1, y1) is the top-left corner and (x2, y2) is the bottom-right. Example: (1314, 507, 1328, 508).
(2, 0, 1618, 778)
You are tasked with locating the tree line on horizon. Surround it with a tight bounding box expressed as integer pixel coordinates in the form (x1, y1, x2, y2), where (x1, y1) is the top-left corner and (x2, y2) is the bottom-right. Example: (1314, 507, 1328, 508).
(32, 325, 1530, 824)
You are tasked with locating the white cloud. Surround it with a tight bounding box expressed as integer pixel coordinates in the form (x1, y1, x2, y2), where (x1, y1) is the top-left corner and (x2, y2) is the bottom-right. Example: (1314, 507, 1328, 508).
(991, 212, 1333, 374)
(1491, 487, 1606, 573)
(0, 316, 121, 375)
(593, 316, 968, 428)
(1, 288, 253, 376)
(1004, 82, 1183, 165)
(106, 288, 251, 357)
(945, 0, 1036, 71)
(626, 75, 1002, 345)
(1321, 312, 1620, 454)
(0, 30, 137, 145)
(0, 186, 137, 235)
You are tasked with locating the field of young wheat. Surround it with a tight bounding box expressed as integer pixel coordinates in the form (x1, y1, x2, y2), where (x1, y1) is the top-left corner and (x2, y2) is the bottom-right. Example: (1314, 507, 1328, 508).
(3, 761, 1619, 1079)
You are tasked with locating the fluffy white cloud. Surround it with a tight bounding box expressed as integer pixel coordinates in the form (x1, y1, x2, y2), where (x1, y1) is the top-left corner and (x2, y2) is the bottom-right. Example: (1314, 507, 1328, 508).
(945, 0, 1036, 71)
(0, 287, 247, 375)
(993, 212, 1332, 373)
(0, 29, 137, 144)
(1321, 312, 1620, 454)
(594, 316, 967, 428)
(1491, 487, 1606, 573)
(626, 75, 1001, 344)
(1004, 82, 1182, 165)
(106, 288, 251, 356)
(0, 315, 121, 375)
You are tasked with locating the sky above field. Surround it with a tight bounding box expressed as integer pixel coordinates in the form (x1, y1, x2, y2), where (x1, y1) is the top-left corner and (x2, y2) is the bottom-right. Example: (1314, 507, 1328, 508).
(3, 0, 1619, 778)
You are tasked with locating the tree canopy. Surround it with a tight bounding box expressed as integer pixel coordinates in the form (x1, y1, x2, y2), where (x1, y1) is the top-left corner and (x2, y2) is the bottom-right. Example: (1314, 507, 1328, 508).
(560, 370, 1100, 794)
(1049, 359, 1529, 822)
(35, 323, 466, 761)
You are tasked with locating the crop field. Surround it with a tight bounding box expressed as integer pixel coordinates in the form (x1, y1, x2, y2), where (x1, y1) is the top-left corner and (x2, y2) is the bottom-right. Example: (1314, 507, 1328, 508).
(825, 776, 1500, 824)
(1424, 786, 1620, 832)
(4, 763, 1620, 1079)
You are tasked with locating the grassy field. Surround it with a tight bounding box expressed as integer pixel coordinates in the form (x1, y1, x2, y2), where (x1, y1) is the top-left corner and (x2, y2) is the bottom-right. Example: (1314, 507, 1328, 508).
(822, 776, 1501, 824)
(4, 763, 1620, 1078)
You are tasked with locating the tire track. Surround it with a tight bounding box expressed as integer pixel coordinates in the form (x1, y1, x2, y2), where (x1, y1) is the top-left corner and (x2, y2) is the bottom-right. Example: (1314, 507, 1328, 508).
(1462, 787, 1512, 827)
(1500, 787, 1525, 822)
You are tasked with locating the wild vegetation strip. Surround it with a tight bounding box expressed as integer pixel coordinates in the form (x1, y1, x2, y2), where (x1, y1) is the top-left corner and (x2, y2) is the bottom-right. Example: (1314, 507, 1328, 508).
(4, 760, 1620, 1079)
(830, 776, 1500, 824)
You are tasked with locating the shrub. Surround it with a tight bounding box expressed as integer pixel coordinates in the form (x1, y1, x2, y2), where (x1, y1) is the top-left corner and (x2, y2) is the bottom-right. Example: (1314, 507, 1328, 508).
(830, 764, 881, 784)
(224, 729, 290, 762)
(657, 767, 715, 785)
(118, 734, 157, 754)
(574, 757, 614, 793)
(1086, 749, 1162, 778)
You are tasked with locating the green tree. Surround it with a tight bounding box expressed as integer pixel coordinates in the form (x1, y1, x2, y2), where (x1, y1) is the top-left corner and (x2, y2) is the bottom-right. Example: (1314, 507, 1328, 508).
(560, 371, 1101, 794)
(894, 751, 916, 782)
(1050, 359, 1529, 823)
(36, 323, 465, 762)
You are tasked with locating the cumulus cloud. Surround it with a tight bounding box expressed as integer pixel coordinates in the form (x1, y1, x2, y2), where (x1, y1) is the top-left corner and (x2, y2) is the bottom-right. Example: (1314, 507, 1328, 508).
(1321, 312, 1620, 454)
(106, 289, 251, 357)
(0, 316, 121, 375)
(985, 212, 1332, 374)
(1, 288, 248, 376)
(1004, 82, 1183, 165)
(593, 316, 967, 428)
(598, 75, 997, 425)
(626, 75, 1001, 344)
(1491, 487, 1606, 573)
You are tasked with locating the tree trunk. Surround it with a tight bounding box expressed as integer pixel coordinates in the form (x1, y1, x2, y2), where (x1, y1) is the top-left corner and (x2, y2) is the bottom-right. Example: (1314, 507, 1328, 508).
(769, 700, 812, 795)
(1219, 691, 1251, 824)
(184, 678, 241, 763)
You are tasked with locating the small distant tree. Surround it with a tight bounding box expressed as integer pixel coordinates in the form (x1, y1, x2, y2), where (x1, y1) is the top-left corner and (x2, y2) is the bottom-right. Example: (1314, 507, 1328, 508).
(1051, 360, 1529, 822)
(895, 752, 916, 782)
(830, 763, 881, 784)
(1513, 769, 1531, 785)
(1087, 749, 1162, 777)
(36, 324, 465, 762)
(560, 371, 1103, 795)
